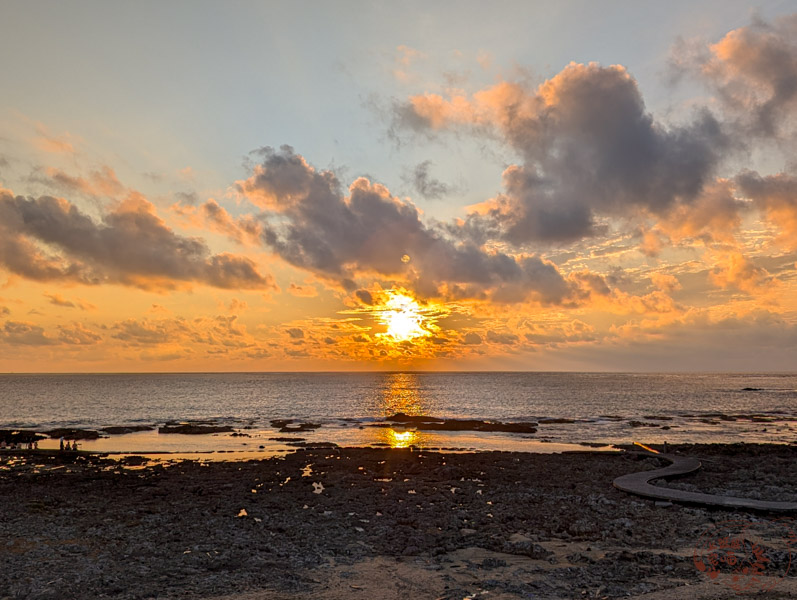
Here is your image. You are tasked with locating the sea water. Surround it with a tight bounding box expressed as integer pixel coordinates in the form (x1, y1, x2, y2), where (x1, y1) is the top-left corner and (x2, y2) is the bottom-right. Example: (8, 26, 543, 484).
(1, 372, 795, 454)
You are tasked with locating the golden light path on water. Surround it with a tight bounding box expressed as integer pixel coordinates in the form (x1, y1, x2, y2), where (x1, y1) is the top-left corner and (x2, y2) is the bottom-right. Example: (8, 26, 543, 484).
(373, 372, 429, 448)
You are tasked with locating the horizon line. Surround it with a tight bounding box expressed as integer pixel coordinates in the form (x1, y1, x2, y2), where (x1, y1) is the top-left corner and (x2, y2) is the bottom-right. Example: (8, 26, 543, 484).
(1, 370, 795, 376)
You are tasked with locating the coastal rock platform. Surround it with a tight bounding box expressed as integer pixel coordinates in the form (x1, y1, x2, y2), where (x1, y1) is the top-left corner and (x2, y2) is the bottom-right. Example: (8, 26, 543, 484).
(1, 444, 795, 599)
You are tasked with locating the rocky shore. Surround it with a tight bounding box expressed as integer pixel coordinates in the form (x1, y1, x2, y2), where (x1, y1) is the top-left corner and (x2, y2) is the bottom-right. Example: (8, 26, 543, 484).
(1, 444, 796, 599)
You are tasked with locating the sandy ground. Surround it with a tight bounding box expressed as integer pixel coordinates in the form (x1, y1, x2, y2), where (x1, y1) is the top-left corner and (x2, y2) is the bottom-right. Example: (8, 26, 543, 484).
(1, 443, 795, 599)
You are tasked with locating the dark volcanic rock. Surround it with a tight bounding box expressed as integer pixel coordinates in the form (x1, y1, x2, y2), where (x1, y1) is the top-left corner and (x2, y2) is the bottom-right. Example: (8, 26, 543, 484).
(45, 428, 103, 440)
(1, 443, 793, 600)
(100, 425, 155, 435)
(158, 424, 235, 435)
(385, 412, 537, 433)
(0, 430, 47, 444)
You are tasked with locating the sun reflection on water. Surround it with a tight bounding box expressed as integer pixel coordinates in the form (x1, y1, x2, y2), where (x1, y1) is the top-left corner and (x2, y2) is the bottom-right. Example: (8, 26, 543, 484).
(371, 373, 433, 448)
(385, 429, 419, 448)
(378, 372, 428, 417)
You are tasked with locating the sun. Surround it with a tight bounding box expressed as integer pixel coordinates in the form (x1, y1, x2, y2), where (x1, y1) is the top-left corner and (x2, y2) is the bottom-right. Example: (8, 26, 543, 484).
(379, 292, 431, 342)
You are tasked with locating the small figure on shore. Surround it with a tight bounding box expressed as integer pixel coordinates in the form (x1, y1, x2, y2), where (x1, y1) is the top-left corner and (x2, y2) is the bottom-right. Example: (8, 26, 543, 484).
(71, 440, 78, 451)
(59, 437, 65, 451)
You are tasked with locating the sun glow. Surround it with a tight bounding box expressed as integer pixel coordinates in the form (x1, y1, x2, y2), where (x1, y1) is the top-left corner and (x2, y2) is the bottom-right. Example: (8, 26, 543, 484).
(379, 292, 431, 342)
(389, 430, 416, 447)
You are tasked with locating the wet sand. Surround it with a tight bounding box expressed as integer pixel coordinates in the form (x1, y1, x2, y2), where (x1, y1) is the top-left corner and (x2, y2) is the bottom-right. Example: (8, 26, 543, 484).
(1, 443, 796, 599)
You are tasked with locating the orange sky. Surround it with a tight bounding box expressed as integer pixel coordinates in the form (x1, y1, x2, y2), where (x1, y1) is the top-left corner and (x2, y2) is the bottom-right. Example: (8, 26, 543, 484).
(1, 7, 797, 372)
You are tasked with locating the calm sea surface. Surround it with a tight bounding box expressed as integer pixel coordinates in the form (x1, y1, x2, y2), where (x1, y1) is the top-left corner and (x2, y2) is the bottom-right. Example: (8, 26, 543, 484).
(1, 372, 795, 453)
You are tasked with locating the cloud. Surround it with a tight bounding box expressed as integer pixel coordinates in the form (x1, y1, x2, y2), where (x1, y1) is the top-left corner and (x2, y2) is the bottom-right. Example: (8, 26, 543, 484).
(226, 298, 248, 313)
(523, 319, 597, 346)
(45, 293, 75, 308)
(0, 189, 275, 291)
(402, 160, 453, 200)
(44, 292, 95, 311)
(237, 146, 602, 305)
(396, 45, 425, 67)
(649, 272, 681, 293)
(486, 330, 519, 345)
(31, 166, 124, 198)
(1, 320, 55, 345)
(673, 14, 797, 139)
(172, 198, 264, 246)
(57, 322, 102, 345)
(651, 179, 745, 245)
(112, 315, 255, 351)
(708, 250, 774, 295)
(112, 318, 184, 345)
(394, 62, 727, 245)
(355, 289, 374, 305)
(286, 327, 304, 339)
(33, 124, 76, 155)
(288, 282, 318, 297)
(736, 170, 797, 249)
(392, 45, 427, 83)
(463, 331, 482, 345)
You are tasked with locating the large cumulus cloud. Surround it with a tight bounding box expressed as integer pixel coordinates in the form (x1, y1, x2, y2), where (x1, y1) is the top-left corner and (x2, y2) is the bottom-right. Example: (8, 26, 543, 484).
(394, 63, 728, 244)
(236, 146, 596, 305)
(0, 189, 274, 290)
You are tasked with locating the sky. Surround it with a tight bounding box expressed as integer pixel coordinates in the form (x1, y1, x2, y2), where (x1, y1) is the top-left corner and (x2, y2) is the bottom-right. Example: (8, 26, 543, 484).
(1, 0, 797, 372)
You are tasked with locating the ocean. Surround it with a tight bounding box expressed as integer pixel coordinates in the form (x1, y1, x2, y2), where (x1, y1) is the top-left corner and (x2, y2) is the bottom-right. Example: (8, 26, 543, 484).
(1, 372, 795, 455)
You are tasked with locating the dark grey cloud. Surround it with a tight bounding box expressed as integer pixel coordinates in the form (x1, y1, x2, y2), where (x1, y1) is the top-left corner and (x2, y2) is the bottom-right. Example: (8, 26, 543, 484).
(286, 327, 304, 339)
(393, 63, 728, 244)
(355, 289, 374, 305)
(402, 160, 453, 200)
(238, 146, 602, 305)
(736, 170, 797, 211)
(463, 332, 482, 345)
(0, 190, 274, 291)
